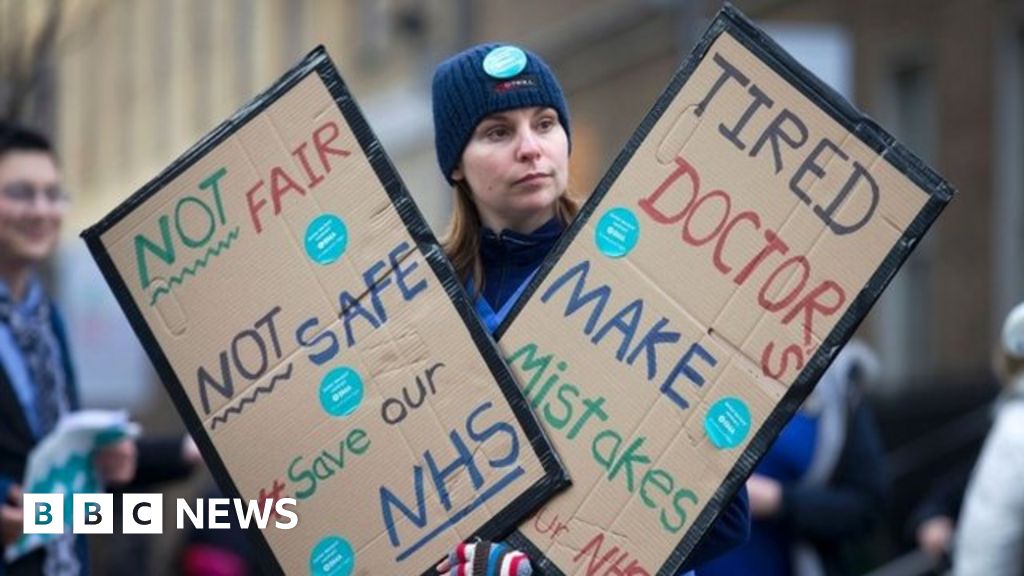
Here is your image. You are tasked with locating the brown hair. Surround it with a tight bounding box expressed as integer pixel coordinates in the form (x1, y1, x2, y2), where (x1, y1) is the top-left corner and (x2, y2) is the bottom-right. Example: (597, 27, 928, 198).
(441, 181, 580, 294)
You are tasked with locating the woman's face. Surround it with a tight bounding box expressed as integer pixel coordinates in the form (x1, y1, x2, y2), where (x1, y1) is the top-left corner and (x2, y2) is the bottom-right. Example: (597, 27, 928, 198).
(452, 106, 568, 233)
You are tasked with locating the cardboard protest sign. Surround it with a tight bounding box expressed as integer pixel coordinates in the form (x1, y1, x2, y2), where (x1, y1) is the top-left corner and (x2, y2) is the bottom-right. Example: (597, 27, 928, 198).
(497, 6, 953, 575)
(81, 47, 567, 575)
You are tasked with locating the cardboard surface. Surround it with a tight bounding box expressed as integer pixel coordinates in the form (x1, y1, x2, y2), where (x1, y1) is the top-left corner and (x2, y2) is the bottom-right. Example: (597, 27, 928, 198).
(81, 47, 567, 575)
(498, 6, 953, 576)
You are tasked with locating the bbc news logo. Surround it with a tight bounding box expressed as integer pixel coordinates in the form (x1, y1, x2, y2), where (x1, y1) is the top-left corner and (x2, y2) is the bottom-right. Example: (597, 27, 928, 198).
(23, 494, 298, 534)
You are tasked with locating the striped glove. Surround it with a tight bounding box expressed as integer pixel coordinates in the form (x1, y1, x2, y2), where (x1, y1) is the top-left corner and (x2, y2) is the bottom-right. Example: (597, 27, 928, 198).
(447, 540, 532, 576)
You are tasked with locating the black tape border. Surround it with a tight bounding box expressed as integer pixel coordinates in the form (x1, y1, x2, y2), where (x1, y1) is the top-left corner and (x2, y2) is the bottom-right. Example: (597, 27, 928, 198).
(81, 46, 570, 576)
(495, 4, 953, 576)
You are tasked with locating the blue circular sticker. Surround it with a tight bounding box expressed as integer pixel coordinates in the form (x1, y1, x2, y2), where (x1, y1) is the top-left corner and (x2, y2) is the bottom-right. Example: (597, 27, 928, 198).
(319, 367, 364, 418)
(705, 397, 751, 450)
(595, 207, 640, 258)
(305, 214, 348, 265)
(483, 46, 527, 79)
(310, 536, 355, 576)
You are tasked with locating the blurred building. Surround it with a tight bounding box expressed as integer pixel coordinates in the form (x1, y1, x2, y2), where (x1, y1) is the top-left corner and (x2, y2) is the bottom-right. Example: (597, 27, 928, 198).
(3, 0, 1011, 391)
(51, 0, 448, 230)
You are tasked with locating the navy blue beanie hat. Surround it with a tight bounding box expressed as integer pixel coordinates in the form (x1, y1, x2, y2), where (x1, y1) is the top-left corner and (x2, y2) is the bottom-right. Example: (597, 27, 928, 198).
(432, 43, 571, 185)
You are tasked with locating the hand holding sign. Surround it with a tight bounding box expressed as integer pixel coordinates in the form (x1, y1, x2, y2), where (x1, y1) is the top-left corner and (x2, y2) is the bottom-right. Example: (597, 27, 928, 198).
(92, 438, 137, 487)
(436, 541, 533, 576)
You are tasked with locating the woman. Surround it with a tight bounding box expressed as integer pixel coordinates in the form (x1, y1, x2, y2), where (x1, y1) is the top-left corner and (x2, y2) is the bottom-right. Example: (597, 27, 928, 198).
(431, 43, 750, 576)
(954, 302, 1024, 575)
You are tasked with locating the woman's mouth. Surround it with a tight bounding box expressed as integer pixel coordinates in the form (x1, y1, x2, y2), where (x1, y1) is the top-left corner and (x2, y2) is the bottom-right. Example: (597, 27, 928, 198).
(514, 172, 550, 185)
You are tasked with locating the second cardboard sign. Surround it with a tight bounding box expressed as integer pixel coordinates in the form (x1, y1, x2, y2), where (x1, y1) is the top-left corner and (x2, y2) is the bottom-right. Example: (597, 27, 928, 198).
(498, 6, 952, 576)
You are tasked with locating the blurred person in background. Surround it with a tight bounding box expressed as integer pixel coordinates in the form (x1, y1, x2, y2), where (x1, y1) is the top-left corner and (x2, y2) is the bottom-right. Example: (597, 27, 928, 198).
(698, 340, 889, 576)
(0, 121, 136, 576)
(905, 455, 977, 572)
(0, 121, 201, 576)
(954, 301, 1024, 575)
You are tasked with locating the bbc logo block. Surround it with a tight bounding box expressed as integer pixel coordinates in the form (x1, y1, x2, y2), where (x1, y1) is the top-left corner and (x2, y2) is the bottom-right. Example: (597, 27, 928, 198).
(23, 493, 297, 535)
(22, 491, 163, 532)
(122, 494, 163, 534)
(22, 494, 63, 535)
(72, 494, 114, 534)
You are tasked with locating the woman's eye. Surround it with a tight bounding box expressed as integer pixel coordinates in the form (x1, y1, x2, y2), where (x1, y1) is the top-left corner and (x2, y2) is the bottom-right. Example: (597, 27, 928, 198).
(486, 127, 510, 140)
(537, 117, 556, 131)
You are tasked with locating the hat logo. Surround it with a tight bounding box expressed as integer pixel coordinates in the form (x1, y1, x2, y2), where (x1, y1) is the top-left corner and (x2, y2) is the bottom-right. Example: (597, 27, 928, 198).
(482, 46, 527, 79)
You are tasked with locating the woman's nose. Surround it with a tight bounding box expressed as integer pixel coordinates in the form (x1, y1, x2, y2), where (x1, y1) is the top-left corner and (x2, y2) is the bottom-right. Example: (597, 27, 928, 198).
(516, 129, 542, 161)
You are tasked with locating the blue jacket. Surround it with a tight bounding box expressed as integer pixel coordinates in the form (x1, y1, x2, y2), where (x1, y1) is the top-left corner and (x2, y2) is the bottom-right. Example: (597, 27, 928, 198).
(472, 219, 750, 573)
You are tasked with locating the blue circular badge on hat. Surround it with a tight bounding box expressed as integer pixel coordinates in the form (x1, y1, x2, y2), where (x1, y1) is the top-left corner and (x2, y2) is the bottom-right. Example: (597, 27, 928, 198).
(705, 397, 751, 450)
(483, 46, 527, 79)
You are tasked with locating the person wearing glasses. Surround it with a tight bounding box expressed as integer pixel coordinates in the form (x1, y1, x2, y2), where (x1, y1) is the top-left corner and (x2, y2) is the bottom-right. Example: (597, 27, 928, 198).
(0, 122, 139, 576)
